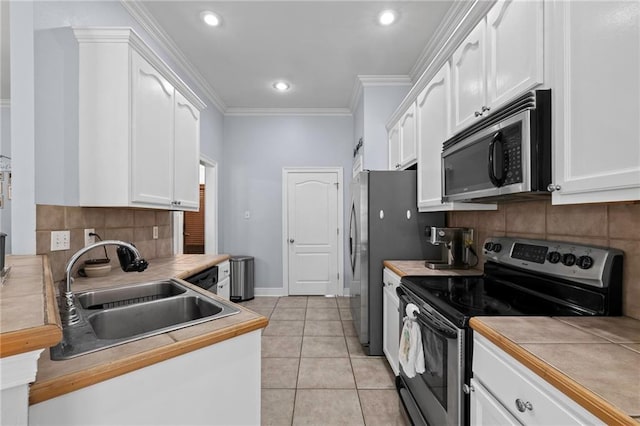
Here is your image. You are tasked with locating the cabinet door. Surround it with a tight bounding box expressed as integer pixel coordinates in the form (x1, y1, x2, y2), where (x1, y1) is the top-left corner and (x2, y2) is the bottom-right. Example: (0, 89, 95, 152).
(382, 268, 401, 375)
(130, 51, 175, 207)
(550, 0, 640, 204)
(217, 277, 230, 300)
(470, 378, 521, 426)
(451, 19, 487, 134)
(399, 103, 417, 168)
(388, 123, 401, 170)
(486, 0, 544, 110)
(417, 63, 451, 210)
(173, 91, 200, 210)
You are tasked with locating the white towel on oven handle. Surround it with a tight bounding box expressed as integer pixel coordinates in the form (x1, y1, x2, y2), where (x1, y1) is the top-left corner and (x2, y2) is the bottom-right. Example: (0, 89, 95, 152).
(398, 303, 425, 378)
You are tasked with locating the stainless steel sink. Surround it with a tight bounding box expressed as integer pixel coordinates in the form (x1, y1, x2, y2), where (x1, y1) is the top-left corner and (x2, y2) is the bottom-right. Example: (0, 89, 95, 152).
(51, 279, 240, 360)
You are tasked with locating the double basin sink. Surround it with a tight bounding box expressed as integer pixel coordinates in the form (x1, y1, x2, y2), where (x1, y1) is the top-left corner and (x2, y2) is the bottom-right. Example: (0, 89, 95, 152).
(51, 279, 240, 360)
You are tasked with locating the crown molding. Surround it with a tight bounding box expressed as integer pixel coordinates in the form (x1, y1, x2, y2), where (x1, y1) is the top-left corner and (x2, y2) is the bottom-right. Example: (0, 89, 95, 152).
(348, 75, 412, 112)
(225, 107, 352, 117)
(0, 99, 10, 107)
(120, 0, 226, 113)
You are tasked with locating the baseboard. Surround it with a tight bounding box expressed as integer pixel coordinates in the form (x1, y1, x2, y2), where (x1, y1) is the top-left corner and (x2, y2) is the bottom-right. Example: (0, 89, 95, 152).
(253, 287, 351, 297)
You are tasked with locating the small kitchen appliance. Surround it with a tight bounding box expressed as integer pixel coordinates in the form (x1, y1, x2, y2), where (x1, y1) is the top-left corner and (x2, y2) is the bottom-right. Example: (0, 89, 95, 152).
(396, 236, 623, 426)
(424, 226, 473, 269)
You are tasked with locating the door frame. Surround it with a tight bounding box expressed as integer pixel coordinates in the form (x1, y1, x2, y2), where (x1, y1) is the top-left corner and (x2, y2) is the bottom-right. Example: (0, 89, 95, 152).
(282, 167, 344, 296)
(173, 155, 218, 255)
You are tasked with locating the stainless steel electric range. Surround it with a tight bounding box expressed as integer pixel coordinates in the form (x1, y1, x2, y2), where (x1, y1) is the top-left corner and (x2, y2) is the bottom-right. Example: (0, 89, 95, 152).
(396, 237, 623, 426)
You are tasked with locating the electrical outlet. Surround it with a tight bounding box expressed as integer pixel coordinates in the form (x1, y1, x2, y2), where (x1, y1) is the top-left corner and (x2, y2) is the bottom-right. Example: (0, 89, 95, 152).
(84, 228, 95, 247)
(152, 226, 159, 240)
(51, 230, 70, 251)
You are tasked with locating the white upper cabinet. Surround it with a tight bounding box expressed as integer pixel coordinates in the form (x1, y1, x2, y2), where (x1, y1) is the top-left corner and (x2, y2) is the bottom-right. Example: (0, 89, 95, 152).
(452, 0, 544, 134)
(130, 51, 175, 208)
(548, 0, 640, 204)
(75, 28, 205, 211)
(451, 20, 487, 134)
(173, 92, 201, 210)
(388, 104, 417, 170)
(399, 103, 417, 168)
(388, 122, 401, 170)
(416, 62, 496, 212)
(486, 0, 544, 110)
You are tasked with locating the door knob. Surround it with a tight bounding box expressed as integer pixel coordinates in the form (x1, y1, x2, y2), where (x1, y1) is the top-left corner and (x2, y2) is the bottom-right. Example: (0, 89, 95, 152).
(289, 239, 295, 243)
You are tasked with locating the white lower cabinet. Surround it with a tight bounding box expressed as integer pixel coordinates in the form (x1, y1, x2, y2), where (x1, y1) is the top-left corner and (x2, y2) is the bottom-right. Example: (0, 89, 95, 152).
(216, 261, 231, 300)
(382, 268, 401, 375)
(472, 334, 604, 426)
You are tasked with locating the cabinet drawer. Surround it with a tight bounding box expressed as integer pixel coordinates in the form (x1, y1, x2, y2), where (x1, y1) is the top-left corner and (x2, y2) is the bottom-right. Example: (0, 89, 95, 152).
(383, 268, 401, 292)
(473, 335, 603, 425)
(219, 261, 231, 281)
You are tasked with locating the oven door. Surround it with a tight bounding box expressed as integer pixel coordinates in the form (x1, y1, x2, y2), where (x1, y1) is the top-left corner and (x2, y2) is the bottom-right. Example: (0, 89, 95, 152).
(397, 287, 464, 426)
(442, 110, 532, 202)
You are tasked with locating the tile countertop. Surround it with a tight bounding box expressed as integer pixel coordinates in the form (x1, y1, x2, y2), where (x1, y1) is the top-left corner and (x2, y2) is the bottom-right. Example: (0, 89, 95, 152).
(0, 256, 62, 357)
(383, 260, 483, 277)
(0, 254, 269, 405)
(470, 316, 640, 425)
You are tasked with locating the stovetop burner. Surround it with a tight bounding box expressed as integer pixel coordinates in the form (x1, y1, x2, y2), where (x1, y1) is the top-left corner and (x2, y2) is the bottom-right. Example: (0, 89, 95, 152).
(400, 237, 623, 328)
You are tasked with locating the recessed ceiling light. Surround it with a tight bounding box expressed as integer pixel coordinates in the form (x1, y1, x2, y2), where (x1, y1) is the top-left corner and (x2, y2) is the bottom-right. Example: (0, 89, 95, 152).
(378, 10, 397, 26)
(273, 81, 290, 92)
(201, 11, 221, 27)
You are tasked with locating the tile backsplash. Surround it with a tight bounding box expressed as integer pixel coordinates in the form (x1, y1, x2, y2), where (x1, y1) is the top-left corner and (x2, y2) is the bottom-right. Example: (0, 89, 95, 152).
(36, 205, 172, 282)
(448, 200, 640, 320)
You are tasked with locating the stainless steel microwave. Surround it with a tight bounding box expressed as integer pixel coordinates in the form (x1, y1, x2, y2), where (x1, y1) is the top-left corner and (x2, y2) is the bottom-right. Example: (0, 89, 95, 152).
(442, 90, 551, 202)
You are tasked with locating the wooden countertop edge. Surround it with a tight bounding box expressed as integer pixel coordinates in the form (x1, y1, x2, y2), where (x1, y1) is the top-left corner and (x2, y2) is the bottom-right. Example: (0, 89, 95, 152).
(173, 255, 231, 280)
(29, 314, 268, 405)
(0, 256, 63, 358)
(470, 318, 638, 426)
(383, 261, 406, 277)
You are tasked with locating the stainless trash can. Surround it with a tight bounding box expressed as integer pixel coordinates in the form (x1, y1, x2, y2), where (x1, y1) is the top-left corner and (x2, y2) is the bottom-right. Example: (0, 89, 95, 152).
(230, 255, 254, 302)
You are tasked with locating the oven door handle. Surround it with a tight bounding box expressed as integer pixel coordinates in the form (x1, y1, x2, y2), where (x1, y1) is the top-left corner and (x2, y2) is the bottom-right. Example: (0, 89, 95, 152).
(398, 289, 458, 340)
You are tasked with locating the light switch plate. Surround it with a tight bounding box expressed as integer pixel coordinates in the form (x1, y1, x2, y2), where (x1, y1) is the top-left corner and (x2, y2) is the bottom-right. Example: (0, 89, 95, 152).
(51, 230, 71, 251)
(152, 226, 158, 239)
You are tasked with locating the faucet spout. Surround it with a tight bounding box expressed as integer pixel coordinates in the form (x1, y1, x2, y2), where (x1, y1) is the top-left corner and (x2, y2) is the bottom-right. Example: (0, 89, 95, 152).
(60, 240, 148, 326)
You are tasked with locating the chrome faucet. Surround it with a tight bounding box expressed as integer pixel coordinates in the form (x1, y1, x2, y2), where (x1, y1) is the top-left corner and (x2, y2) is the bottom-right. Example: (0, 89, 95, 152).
(60, 240, 148, 326)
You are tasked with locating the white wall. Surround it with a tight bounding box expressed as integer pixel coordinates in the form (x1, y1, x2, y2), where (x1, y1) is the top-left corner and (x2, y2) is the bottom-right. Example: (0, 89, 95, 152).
(362, 85, 410, 170)
(222, 115, 353, 290)
(0, 104, 11, 252)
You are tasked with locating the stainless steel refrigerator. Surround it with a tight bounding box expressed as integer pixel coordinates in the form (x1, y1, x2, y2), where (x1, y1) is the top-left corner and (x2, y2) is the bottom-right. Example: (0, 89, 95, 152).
(349, 170, 445, 356)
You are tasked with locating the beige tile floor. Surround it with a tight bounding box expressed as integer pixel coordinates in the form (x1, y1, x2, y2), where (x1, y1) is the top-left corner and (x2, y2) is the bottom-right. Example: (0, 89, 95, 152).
(238, 296, 409, 426)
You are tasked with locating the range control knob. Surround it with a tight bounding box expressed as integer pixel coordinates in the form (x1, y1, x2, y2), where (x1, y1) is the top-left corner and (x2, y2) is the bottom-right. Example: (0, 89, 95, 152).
(562, 253, 577, 267)
(493, 243, 502, 253)
(547, 251, 562, 264)
(576, 255, 594, 270)
(484, 242, 494, 251)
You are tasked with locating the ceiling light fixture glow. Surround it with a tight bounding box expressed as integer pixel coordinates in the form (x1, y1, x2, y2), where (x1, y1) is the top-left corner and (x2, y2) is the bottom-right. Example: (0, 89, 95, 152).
(378, 10, 397, 26)
(273, 81, 290, 92)
(201, 11, 221, 27)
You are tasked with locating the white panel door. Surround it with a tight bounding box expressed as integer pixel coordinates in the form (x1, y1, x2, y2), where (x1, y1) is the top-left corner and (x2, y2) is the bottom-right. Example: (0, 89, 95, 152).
(470, 378, 521, 426)
(130, 50, 174, 207)
(399, 103, 417, 168)
(287, 172, 339, 295)
(451, 19, 487, 134)
(173, 91, 200, 210)
(388, 123, 401, 170)
(486, 0, 544, 110)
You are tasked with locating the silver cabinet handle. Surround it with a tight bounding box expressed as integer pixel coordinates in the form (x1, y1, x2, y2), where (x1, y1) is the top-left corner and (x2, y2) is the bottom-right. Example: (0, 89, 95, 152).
(515, 398, 533, 412)
(547, 184, 561, 192)
(463, 384, 475, 394)
(474, 111, 482, 117)
(289, 239, 295, 243)
(481, 106, 491, 113)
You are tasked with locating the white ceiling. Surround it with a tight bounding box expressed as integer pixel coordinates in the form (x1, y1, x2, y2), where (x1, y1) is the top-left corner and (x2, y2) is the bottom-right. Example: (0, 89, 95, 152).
(137, 1, 455, 112)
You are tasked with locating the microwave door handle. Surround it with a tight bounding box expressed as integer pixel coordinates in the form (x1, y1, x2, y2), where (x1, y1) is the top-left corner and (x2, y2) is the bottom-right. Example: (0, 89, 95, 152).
(488, 131, 505, 187)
